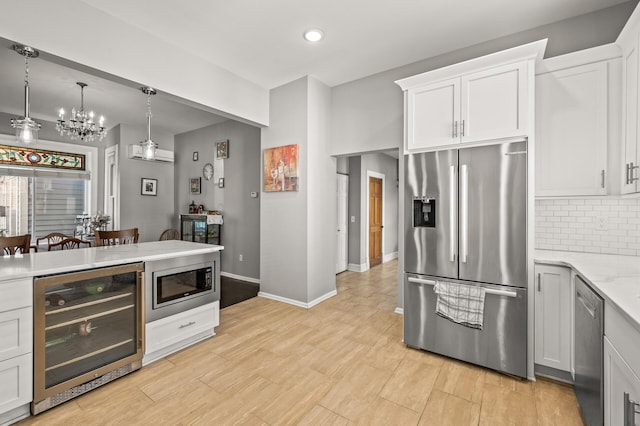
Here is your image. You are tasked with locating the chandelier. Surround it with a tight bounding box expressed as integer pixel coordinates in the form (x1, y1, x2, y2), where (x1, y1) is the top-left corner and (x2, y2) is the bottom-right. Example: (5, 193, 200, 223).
(140, 87, 157, 161)
(10, 44, 42, 145)
(56, 82, 106, 142)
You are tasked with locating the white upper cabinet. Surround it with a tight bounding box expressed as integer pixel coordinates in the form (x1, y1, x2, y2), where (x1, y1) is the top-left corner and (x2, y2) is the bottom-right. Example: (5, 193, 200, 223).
(618, 5, 640, 193)
(407, 78, 460, 150)
(461, 62, 528, 143)
(397, 40, 546, 153)
(535, 57, 610, 196)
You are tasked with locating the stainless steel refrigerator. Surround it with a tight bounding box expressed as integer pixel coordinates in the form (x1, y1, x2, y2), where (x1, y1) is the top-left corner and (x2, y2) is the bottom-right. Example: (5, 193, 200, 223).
(404, 140, 528, 378)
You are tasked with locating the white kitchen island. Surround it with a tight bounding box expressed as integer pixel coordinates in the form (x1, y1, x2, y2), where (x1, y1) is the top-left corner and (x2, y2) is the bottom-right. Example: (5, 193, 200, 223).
(0, 240, 223, 425)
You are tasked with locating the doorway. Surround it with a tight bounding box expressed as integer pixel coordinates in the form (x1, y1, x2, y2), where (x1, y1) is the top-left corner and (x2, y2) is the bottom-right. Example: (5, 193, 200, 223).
(104, 145, 119, 230)
(368, 175, 383, 268)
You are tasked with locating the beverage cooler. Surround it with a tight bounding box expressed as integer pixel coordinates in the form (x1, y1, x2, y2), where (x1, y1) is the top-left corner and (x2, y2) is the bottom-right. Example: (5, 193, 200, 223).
(180, 214, 222, 245)
(32, 262, 144, 414)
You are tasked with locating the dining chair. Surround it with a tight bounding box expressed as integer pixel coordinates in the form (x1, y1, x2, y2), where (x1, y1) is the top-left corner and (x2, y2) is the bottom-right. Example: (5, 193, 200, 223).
(94, 228, 139, 246)
(48, 237, 92, 251)
(37, 232, 72, 250)
(0, 234, 37, 255)
(159, 228, 180, 241)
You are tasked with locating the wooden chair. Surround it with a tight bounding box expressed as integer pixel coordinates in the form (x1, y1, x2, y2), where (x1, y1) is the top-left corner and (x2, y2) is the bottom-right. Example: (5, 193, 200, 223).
(94, 228, 139, 246)
(0, 234, 37, 255)
(159, 228, 180, 241)
(37, 232, 72, 250)
(48, 237, 92, 251)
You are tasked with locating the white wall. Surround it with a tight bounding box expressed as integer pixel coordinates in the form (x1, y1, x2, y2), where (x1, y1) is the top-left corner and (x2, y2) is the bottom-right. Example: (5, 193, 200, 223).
(0, 0, 269, 127)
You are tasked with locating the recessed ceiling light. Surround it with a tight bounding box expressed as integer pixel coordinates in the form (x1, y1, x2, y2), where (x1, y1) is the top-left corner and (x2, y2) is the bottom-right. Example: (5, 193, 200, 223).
(304, 29, 324, 42)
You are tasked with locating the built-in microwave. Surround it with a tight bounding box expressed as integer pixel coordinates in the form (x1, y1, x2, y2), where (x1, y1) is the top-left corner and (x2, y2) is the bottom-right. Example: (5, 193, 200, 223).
(145, 253, 219, 322)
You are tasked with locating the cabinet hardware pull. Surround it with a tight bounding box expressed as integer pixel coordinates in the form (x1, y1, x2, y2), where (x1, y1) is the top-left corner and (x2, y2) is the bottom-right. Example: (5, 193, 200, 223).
(624, 392, 640, 426)
(630, 162, 640, 184)
(627, 163, 631, 185)
(601, 170, 605, 189)
(461, 120, 465, 137)
(537, 273, 541, 292)
(453, 121, 458, 138)
(179, 321, 196, 329)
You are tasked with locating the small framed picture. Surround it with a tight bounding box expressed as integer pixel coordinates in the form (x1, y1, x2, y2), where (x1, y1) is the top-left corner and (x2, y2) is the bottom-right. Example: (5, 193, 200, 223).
(192, 151, 199, 161)
(190, 177, 201, 194)
(141, 178, 157, 196)
(216, 140, 229, 159)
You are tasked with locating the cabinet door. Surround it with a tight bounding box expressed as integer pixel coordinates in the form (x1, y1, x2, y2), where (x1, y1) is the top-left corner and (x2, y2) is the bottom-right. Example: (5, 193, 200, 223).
(534, 264, 572, 372)
(622, 39, 639, 194)
(461, 62, 527, 143)
(407, 78, 460, 151)
(604, 337, 640, 426)
(0, 354, 32, 414)
(536, 62, 608, 196)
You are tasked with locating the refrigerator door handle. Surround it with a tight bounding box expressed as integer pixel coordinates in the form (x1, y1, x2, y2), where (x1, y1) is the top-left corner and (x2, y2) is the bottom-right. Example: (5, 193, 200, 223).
(460, 164, 468, 264)
(449, 165, 457, 263)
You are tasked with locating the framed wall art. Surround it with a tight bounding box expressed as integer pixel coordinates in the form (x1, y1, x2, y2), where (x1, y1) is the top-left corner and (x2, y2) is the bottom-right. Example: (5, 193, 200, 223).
(216, 139, 229, 159)
(141, 178, 157, 196)
(263, 144, 299, 192)
(190, 177, 201, 194)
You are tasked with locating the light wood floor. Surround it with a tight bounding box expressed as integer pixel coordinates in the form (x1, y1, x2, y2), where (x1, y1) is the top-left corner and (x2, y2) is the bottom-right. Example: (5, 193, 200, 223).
(21, 259, 583, 425)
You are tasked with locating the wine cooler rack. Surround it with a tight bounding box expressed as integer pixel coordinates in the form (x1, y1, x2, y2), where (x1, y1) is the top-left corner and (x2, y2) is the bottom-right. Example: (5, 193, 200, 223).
(32, 263, 144, 414)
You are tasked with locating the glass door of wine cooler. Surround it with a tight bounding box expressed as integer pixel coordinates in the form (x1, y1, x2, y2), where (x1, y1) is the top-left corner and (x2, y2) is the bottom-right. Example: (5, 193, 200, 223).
(33, 262, 144, 413)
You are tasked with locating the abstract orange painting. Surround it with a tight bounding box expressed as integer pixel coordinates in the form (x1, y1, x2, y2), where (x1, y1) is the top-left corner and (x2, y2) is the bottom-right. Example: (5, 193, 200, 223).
(263, 144, 299, 192)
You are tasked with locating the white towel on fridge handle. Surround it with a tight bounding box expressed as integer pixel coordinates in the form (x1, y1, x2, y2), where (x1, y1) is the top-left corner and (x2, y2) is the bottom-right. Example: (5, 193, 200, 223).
(433, 281, 486, 330)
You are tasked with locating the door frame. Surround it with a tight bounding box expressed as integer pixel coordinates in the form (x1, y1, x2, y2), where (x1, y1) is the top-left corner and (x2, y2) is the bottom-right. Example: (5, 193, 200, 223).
(104, 145, 119, 231)
(336, 173, 349, 273)
(365, 170, 385, 270)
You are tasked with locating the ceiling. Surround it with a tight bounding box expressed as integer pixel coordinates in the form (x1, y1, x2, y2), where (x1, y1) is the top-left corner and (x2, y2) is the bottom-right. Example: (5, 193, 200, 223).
(0, 0, 633, 137)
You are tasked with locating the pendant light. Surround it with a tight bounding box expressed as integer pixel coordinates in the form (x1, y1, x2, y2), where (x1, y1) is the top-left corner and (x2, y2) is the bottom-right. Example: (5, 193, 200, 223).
(10, 44, 41, 145)
(140, 87, 157, 160)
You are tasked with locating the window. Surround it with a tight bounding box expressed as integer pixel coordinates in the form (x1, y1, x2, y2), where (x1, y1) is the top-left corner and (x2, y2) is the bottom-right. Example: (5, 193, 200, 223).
(0, 135, 97, 240)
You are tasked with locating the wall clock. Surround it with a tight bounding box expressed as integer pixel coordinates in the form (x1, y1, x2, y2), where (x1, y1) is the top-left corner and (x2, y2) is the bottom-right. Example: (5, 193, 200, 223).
(202, 163, 214, 181)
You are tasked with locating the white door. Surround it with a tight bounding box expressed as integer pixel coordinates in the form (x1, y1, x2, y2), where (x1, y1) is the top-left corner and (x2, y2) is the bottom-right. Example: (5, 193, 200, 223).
(461, 62, 527, 143)
(534, 264, 572, 372)
(622, 42, 639, 194)
(536, 62, 608, 196)
(604, 337, 640, 426)
(407, 77, 460, 151)
(104, 145, 119, 230)
(336, 174, 348, 273)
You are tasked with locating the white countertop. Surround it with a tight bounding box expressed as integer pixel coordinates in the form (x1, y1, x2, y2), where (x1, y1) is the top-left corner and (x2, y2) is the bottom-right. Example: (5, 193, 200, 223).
(535, 249, 640, 332)
(0, 240, 224, 281)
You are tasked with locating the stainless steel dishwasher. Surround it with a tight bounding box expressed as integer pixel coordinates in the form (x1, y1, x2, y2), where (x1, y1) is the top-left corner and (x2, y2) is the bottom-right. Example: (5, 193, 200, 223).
(574, 275, 604, 426)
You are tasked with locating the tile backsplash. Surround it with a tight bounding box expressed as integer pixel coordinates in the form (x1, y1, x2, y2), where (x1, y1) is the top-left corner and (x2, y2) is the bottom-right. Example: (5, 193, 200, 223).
(535, 197, 640, 256)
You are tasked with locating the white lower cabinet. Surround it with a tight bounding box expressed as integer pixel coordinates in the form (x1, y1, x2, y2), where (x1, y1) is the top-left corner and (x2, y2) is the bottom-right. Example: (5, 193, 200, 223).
(144, 302, 219, 365)
(534, 264, 572, 373)
(0, 278, 33, 424)
(604, 337, 640, 426)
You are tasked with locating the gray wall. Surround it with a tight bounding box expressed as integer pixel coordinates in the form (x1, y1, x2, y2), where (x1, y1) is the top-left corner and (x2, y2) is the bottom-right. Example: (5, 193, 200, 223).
(116, 124, 175, 242)
(175, 120, 261, 280)
(347, 156, 361, 266)
(260, 77, 309, 302)
(329, 1, 638, 157)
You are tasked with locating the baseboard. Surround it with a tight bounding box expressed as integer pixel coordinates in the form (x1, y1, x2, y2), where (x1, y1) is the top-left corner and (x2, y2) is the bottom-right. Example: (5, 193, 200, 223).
(347, 263, 368, 272)
(221, 271, 260, 285)
(258, 289, 337, 309)
(383, 252, 399, 263)
(394, 307, 404, 315)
